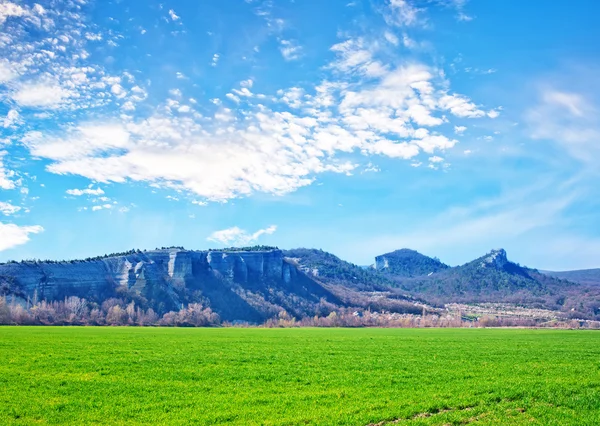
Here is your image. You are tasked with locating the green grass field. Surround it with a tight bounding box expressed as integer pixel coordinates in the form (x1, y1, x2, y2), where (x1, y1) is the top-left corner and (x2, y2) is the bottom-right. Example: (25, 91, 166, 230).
(1, 327, 599, 425)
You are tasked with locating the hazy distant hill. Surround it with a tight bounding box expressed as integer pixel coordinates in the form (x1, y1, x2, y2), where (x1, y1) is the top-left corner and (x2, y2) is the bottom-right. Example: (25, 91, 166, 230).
(375, 248, 449, 277)
(541, 269, 600, 286)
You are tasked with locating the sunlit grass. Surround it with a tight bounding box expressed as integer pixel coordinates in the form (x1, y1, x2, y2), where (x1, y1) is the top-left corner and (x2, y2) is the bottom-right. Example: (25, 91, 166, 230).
(0, 327, 599, 425)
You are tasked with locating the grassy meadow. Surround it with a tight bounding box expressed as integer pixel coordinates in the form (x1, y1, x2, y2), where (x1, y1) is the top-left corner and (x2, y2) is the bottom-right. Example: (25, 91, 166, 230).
(0, 327, 599, 425)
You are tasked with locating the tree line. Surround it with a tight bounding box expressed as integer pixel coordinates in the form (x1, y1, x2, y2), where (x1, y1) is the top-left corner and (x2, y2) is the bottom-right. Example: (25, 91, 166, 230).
(1, 296, 598, 329)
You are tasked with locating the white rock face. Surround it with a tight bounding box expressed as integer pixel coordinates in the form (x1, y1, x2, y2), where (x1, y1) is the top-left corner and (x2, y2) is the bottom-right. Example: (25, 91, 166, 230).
(480, 249, 508, 269)
(0, 249, 292, 302)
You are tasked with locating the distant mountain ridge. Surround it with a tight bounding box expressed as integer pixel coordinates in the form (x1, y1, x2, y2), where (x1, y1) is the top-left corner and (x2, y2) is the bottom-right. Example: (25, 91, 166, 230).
(1, 246, 599, 322)
(541, 269, 600, 286)
(0, 247, 424, 323)
(384, 248, 600, 320)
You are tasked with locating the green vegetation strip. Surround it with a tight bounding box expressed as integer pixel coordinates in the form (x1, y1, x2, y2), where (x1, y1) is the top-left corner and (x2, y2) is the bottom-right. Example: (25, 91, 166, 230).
(0, 327, 599, 425)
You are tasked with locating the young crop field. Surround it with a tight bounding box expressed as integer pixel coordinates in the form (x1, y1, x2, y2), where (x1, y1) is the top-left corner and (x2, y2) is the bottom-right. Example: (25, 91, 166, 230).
(0, 327, 599, 425)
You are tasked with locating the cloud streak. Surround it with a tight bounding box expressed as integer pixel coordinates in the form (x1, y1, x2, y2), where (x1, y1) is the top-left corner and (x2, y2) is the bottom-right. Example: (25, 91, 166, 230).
(207, 225, 277, 246)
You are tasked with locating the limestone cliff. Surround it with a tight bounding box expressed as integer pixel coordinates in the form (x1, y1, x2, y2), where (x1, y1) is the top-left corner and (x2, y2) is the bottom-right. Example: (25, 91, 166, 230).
(0, 249, 327, 322)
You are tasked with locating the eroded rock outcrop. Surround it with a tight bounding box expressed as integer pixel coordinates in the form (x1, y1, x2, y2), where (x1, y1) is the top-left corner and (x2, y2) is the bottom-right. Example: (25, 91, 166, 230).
(0, 249, 326, 321)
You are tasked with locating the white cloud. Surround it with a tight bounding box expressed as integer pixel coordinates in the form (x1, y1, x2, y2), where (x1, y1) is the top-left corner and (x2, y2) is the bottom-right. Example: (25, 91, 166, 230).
(12, 83, 71, 108)
(429, 155, 444, 163)
(3, 109, 19, 128)
(386, 0, 423, 27)
(169, 88, 182, 97)
(66, 187, 104, 196)
(0, 151, 15, 190)
(384, 31, 399, 46)
(92, 204, 112, 211)
(4, 3, 492, 204)
(0, 2, 30, 25)
(168, 9, 180, 21)
(111, 84, 126, 98)
(20, 53, 489, 201)
(454, 125, 467, 134)
(0, 60, 16, 83)
(438, 93, 485, 118)
(0, 222, 43, 251)
(526, 88, 600, 162)
(457, 12, 473, 22)
(0, 201, 20, 216)
(207, 225, 277, 246)
(279, 39, 302, 61)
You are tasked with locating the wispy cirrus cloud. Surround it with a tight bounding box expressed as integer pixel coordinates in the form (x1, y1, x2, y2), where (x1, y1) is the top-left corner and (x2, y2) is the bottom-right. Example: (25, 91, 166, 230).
(526, 88, 600, 163)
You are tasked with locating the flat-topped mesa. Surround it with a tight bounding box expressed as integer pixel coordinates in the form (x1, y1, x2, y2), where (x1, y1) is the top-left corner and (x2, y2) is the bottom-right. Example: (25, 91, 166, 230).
(0, 248, 294, 303)
(205, 249, 289, 283)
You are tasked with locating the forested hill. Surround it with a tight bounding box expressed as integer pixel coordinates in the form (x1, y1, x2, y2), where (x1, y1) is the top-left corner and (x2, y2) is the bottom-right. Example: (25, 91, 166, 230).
(386, 249, 600, 320)
(375, 248, 449, 277)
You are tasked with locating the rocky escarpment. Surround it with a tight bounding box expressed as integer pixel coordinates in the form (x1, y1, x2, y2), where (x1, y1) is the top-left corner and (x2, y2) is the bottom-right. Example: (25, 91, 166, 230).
(0, 249, 336, 322)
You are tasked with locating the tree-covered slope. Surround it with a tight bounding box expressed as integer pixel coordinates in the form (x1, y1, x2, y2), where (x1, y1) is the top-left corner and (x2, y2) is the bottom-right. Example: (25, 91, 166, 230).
(375, 249, 449, 277)
(283, 248, 397, 290)
(391, 249, 600, 319)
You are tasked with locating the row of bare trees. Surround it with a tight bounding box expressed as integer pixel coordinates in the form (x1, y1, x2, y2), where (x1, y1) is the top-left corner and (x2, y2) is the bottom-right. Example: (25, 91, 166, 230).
(263, 309, 600, 329)
(2, 296, 599, 328)
(0, 296, 220, 327)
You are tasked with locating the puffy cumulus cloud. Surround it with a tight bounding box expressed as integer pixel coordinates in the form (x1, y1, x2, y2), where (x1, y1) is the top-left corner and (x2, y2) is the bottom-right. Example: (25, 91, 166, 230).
(92, 204, 112, 211)
(12, 82, 72, 108)
(0, 222, 43, 251)
(437, 93, 485, 118)
(207, 225, 277, 246)
(66, 187, 104, 196)
(168, 9, 180, 21)
(19, 36, 493, 201)
(454, 125, 467, 134)
(0, 201, 20, 216)
(2, 0, 494, 203)
(3, 109, 20, 128)
(0, 1, 30, 25)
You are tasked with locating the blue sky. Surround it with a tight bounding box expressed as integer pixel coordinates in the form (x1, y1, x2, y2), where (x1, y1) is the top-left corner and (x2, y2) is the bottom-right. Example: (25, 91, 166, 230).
(0, 0, 599, 270)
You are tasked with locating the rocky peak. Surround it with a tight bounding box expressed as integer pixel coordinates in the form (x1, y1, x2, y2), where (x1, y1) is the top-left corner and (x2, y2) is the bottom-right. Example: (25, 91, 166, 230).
(480, 249, 508, 269)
